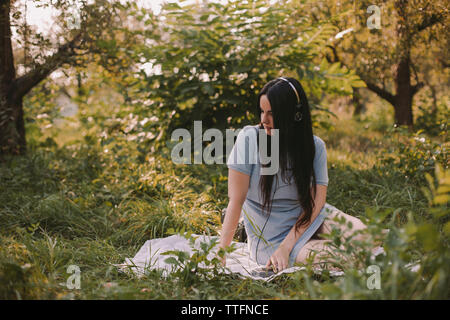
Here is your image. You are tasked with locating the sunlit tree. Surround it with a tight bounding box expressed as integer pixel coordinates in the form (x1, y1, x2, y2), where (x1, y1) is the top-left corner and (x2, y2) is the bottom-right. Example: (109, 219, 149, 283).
(296, 0, 449, 128)
(0, 0, 130, 155)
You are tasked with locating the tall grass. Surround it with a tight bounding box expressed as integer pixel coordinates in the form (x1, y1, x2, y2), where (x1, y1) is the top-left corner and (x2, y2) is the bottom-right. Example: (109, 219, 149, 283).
(0, 111, 448, 299)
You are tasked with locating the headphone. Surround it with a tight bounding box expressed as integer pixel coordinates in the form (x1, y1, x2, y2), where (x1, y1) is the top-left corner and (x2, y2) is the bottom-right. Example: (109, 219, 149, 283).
(277, 77, 303, 122)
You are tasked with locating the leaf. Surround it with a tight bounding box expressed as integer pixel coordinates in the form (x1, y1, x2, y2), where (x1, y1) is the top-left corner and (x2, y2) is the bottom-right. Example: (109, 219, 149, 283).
(416, 223, 439, 252)
(162, 3, 182, 11)
(164, 257, 179, 265)
(433, 194, 449, 206)
(443, 221, 450, 236)
(351, 79, 367, 88)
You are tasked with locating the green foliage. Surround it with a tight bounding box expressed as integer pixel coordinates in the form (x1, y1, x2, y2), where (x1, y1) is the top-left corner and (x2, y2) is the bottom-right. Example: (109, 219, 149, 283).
(126, 0, 362, 153)
(414, 97, 449, 137)
(377, 126, 448, 185)
(161, 229, 235, 287)
(0, 258, 40, 299)
(289, 163, 449, 299)
(2, 0, 448, 301)
(2, 111, 449, 299)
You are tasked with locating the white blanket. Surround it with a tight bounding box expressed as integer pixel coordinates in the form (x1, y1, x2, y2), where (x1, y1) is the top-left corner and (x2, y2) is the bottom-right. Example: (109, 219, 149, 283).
(114, 233, 347, 281)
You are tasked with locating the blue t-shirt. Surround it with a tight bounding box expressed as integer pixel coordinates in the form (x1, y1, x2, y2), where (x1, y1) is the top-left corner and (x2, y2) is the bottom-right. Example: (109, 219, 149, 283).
(226, 124, 330, 266)
(226, 124, 328, 185)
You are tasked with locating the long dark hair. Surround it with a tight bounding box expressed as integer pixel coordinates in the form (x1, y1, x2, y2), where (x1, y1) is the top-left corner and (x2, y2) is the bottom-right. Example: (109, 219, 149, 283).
(255, 77, 317, 233)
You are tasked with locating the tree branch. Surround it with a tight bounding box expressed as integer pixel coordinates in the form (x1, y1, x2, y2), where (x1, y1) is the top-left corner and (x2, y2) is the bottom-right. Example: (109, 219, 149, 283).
(325, 44, 339, 64)
(415, 12, 445, 34)
(363, 80, 396, 105)
(11, 32, 83, 100)
(438, 57, 449, 69)
(412, 82, 424, 95)
(326, 45, 396, 105)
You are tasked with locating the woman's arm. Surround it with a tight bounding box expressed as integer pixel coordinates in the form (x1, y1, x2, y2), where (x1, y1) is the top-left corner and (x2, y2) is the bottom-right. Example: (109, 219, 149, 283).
(218, 168, 250, 254)
(266, 184, 327, 271)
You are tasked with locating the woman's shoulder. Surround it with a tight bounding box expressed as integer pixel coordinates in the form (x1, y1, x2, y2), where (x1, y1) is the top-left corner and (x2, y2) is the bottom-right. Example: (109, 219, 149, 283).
(313, 135, 326, 145)
(241, 124, 260, 132)
(230, 125, 259, 151)
(313, 135, 327, 152)
(237, 124, 259, 139)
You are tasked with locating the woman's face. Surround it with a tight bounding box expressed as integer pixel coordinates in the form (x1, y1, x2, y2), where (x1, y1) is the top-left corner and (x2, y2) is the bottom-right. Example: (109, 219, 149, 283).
(260, 94, 274, 135)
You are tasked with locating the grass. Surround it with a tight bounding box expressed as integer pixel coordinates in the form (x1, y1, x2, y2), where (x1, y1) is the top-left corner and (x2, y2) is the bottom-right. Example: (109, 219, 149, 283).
(0, 108, 448, 299)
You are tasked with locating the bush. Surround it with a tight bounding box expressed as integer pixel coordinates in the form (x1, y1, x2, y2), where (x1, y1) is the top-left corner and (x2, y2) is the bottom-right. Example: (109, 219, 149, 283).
(377, 126, 448, 185)
(290, 163, 449, 299)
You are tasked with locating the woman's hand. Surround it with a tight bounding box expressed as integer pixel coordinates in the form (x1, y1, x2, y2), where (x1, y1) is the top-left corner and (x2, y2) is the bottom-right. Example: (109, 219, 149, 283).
(265, 244, 290, 273)
(216, 247, 227, 267)
(220, 255, 226, 267)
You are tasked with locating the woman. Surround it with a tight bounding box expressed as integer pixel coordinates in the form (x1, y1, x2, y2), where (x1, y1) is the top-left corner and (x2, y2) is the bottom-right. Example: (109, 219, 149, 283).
(219, 76, 382, 273)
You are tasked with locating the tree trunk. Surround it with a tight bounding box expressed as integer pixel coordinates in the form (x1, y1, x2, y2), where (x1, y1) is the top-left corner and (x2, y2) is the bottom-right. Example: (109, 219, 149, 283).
(0, 0, 85, 156)
(0, 96, 26, 155)
(393, 56, 414, 129)
(391, 0, 417, 131)
(429, 84, 438, 115)
(393, 93, 414, 129)
(352, 87, 365, 117)
(0, 0, 25, 155)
